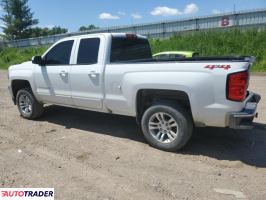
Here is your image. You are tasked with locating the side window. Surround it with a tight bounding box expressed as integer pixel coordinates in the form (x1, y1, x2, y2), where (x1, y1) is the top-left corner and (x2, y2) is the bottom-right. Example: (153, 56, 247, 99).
(192, 52, 199, 57)
(159, 54, 169, 59)
(77, 38, 100, 65)
(45, 40, 74, 65)
(171, 54, 185, 59)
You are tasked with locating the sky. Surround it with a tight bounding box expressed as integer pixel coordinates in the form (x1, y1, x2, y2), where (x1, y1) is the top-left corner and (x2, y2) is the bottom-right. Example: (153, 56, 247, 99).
(1, 0, 266, 32)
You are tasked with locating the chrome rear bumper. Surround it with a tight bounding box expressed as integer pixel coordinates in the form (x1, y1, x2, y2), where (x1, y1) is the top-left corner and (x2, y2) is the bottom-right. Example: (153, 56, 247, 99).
(229, 92, 261, 129)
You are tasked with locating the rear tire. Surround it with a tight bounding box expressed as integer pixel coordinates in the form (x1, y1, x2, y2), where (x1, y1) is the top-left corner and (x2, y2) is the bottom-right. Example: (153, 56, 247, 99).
(16, 87, 43, 120)
(141, 103, 193, 151)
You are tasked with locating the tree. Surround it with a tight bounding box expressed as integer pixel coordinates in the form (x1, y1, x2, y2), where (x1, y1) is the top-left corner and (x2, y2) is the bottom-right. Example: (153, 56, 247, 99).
(0, 0, 38, 39)
(48, 26, 68, 35)
(27, 26, 68, 37)
(79, 24, 98, 32)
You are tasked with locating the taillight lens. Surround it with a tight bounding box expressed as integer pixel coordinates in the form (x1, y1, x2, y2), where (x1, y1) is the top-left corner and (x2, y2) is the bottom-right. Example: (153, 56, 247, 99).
(227, 71, 249, 101)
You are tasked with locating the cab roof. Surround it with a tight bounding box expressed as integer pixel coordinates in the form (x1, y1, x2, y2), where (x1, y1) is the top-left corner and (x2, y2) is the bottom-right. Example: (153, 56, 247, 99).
(58, 33, 147, 41)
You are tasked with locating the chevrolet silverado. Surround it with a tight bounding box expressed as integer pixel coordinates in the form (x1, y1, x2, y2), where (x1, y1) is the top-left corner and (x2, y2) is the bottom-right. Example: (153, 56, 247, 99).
(8, 33, 261, 151)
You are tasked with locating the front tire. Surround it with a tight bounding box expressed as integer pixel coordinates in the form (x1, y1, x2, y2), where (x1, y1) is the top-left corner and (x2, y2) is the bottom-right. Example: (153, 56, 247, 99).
(16, 87, 43, 120)
(141, 104, 193, 151)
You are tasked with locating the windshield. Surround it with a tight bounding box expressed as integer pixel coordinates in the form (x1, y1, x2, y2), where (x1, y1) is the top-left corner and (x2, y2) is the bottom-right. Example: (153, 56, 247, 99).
(110, 37, 152, 62)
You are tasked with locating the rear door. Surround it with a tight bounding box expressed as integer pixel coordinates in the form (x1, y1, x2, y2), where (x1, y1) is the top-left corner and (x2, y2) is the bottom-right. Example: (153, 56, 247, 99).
(34, 39, 75, 105)
(70, 36, 105, 109)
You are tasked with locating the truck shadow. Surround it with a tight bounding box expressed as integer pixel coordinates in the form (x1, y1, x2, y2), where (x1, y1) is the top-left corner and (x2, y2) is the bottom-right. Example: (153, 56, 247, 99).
(41, 105, 145, 143)
(40, 105, 266, 168)
(182, 124, 266, 168)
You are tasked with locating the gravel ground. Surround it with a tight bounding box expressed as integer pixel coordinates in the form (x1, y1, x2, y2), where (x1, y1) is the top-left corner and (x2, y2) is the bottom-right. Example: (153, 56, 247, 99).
(0, 70, 265, 200)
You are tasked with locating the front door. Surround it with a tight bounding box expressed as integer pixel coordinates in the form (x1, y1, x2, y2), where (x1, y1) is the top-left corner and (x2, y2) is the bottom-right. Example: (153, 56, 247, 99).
(34, 40, 74, 105)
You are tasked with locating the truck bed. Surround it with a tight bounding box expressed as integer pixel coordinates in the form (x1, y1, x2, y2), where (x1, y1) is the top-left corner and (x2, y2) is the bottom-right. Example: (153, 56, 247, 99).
(111, 56, 254, 64)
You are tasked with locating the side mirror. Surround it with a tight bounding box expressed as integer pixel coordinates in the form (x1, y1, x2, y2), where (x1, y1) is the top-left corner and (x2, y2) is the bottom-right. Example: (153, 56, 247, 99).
(32, 56, 44, 65)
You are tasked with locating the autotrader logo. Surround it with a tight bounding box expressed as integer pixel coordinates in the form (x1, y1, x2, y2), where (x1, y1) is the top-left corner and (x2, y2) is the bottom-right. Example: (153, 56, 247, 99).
(0, 188, 54, 200)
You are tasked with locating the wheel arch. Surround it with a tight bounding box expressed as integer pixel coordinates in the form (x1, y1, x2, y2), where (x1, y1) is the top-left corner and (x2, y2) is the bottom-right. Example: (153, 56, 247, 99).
(11, 79, 32, 105)
(135, 89, 193, 124)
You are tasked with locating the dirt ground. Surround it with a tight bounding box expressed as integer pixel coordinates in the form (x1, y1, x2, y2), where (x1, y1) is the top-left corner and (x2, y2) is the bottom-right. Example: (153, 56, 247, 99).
(0, 70, 265, 200)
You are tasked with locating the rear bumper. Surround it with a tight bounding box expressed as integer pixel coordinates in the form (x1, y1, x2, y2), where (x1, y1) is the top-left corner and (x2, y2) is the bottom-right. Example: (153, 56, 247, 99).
(229, 92, 261, 129)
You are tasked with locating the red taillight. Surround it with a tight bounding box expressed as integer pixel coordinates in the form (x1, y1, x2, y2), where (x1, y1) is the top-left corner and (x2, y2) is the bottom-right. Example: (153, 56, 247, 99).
(227, 71, 249, 101)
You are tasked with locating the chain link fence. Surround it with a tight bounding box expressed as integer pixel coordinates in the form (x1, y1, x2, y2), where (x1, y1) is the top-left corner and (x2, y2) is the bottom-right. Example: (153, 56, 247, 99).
(0, 8, 265, 48)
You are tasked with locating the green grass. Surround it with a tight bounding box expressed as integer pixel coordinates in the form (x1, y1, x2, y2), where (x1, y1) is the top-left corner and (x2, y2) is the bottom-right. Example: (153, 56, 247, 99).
(150, 29, 266, 72)
(0, 29, 265, 71)
(0, 46, 48, 69)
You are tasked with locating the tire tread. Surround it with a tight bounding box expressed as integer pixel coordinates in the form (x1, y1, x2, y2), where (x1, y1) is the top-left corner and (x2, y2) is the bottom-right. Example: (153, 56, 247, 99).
(141, 103, 193, 151)
(16, 87, 43, 120)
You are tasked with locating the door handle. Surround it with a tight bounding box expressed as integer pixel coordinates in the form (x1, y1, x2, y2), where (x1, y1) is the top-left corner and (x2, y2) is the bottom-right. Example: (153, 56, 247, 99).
(59, 71, 68, 77)
(89, 71, 97, 78)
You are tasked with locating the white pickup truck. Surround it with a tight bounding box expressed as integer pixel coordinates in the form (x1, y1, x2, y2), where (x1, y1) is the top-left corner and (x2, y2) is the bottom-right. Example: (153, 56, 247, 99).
(8, 33, 261, 151)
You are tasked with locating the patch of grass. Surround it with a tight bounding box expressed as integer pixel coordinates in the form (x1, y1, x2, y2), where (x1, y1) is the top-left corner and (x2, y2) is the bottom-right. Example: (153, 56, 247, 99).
(150, 29, 266, 72)
(0, 46, 48, 69)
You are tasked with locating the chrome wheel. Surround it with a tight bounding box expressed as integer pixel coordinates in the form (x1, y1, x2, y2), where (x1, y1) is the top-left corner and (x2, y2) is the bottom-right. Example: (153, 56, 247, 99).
(148, 112, 179, 143)
(18, 94, 32, 115)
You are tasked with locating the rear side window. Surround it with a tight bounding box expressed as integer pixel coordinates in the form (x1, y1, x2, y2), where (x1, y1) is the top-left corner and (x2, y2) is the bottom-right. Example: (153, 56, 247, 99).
(45, 40, 74, 65)
(192, 53, 199, 57)
(169, 54, 185, 59)
(77, 38, 100, 64)
(110, 37, 152, 62)
(156, 54, 169, 59)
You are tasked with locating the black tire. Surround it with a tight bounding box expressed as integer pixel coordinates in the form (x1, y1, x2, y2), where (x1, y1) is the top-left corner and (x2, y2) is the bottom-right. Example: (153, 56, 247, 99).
(141, 103, 193, 152)
(16, 87, 43, 120)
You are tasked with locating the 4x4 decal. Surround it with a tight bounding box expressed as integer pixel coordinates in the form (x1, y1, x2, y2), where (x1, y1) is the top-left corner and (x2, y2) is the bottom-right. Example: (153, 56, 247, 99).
(205, 65, 231, 70)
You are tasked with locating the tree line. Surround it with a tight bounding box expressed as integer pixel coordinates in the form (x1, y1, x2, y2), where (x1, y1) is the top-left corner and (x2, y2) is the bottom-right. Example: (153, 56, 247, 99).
(0, 0, 98, 40)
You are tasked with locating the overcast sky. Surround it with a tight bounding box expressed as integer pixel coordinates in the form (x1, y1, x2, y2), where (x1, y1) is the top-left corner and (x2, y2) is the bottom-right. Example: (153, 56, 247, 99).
(0, 0, 265, 32)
